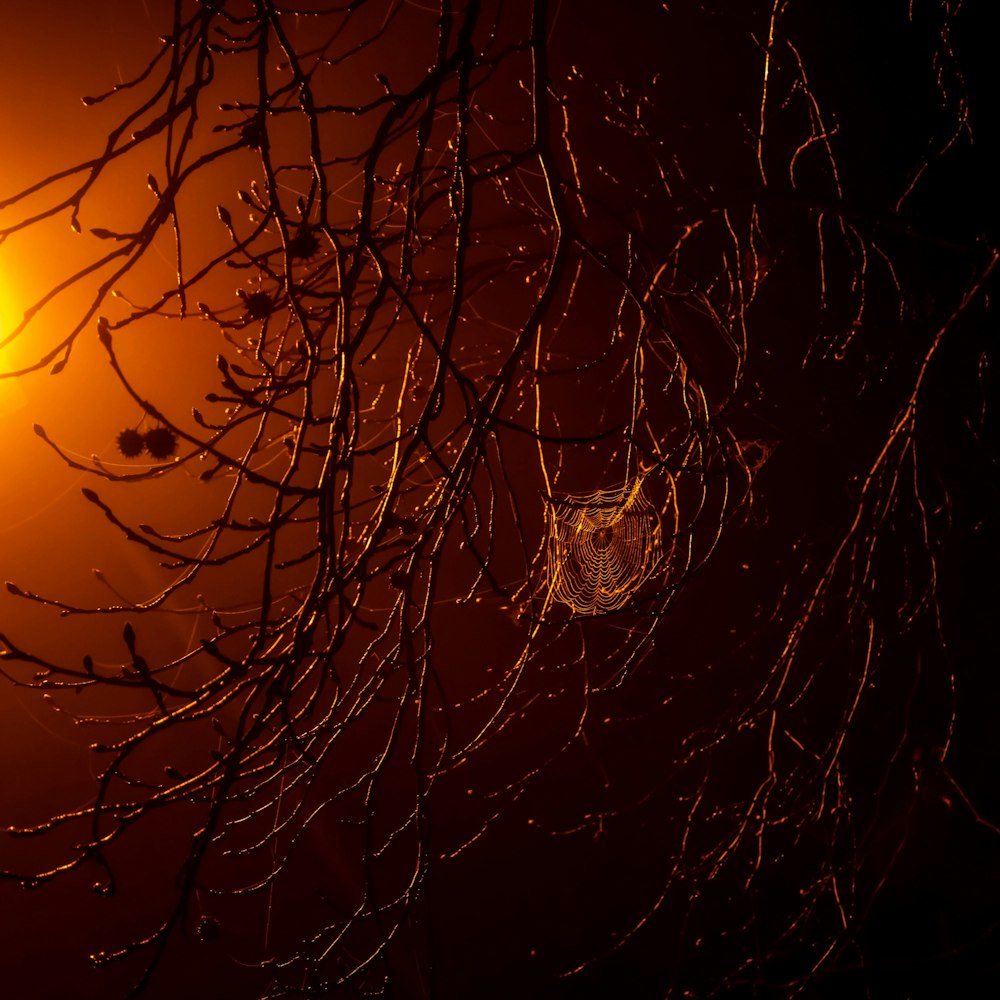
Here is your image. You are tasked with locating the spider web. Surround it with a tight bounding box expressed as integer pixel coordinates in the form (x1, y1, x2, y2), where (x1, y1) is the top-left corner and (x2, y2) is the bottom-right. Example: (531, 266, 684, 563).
(544, 476, 664, 617)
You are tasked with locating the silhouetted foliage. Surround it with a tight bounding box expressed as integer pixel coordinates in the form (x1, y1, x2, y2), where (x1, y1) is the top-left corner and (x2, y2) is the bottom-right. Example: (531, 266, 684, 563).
(1, 1, 998, 997)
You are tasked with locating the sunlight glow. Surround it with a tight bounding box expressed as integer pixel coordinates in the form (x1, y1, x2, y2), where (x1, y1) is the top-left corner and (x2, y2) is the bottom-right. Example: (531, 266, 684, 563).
(0, 273, 29, 411)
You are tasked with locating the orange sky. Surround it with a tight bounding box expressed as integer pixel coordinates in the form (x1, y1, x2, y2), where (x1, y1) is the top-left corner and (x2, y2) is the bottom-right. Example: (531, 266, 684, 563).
(1, 4, 998, 999)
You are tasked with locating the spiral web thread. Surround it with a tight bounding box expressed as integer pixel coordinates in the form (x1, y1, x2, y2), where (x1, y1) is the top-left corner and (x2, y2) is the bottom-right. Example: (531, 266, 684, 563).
(544, 476, 663, 617)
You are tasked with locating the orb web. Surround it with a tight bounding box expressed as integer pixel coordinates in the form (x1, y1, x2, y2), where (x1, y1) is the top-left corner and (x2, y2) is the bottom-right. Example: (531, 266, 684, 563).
(544, 476, 663, 616)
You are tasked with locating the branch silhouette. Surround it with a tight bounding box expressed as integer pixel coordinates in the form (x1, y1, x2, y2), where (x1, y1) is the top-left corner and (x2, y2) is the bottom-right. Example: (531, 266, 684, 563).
(1, 2, 997, 997)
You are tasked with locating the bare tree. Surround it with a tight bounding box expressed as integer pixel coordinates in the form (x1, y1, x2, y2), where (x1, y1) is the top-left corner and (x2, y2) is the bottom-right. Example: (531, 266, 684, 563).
(1, 1, 997, 997)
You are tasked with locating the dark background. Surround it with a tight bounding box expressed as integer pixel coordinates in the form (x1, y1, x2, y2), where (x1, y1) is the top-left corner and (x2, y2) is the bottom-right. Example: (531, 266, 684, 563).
(1, 2, 998, 998)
